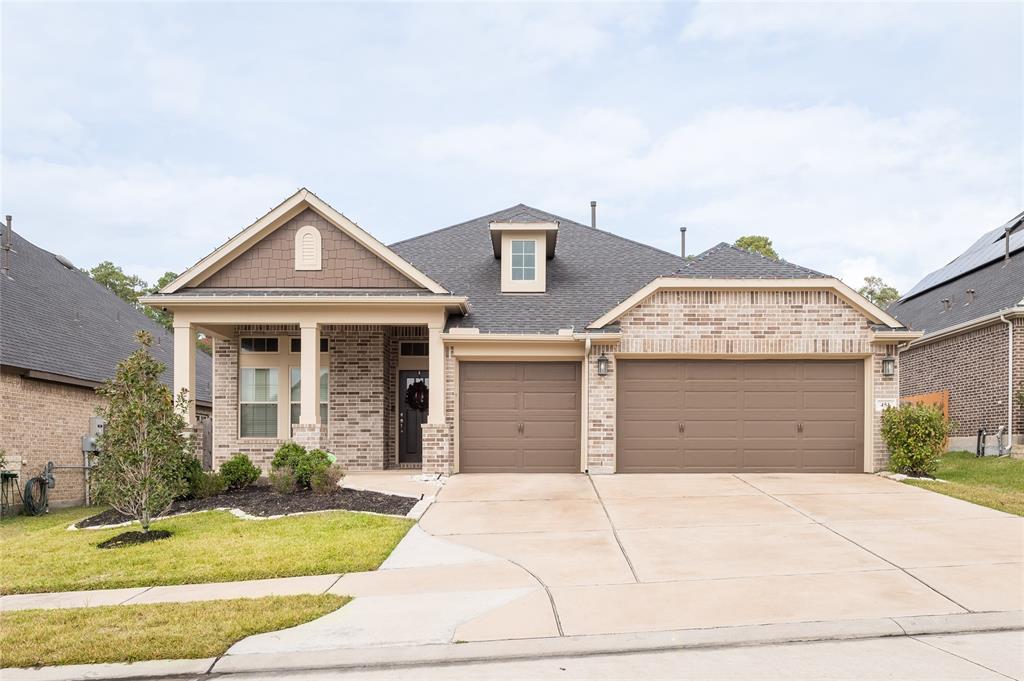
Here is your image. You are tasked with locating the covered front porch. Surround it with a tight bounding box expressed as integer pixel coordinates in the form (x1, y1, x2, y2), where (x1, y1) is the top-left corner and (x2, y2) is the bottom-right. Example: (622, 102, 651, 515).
(163, 297, 466, 475)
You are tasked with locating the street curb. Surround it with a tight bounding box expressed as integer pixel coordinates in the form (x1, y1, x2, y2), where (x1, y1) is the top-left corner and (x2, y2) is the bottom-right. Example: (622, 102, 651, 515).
(6, 610, 1019, 680)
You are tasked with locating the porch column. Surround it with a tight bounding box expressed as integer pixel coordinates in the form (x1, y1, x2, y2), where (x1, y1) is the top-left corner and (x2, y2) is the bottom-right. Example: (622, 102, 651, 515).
(427, 324, 444, 423)
(299, 322, 321, 425)
(172, 320, 196, 423)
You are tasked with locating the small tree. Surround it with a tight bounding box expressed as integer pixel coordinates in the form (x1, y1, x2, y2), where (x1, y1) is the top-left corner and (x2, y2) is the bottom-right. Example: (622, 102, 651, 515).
(734, 235, 779, 260)
(92, 331, 194, 532)
(880, 403, 950, 476)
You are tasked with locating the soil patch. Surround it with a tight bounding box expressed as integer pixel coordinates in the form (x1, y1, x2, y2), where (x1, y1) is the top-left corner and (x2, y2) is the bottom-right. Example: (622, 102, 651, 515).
(76, 486, 419, 529)
(98, 529, 172, 549)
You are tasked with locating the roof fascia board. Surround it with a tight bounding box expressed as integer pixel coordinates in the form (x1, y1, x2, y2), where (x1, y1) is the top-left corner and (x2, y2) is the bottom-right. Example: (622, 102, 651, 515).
(908, 307, 1024, 348)
(588, 277, 904, 329)
(162, 189, 448, 294)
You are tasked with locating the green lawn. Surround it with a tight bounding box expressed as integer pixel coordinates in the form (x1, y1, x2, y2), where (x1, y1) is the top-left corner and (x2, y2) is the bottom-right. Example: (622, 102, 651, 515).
(0, 507, 412, 595)
(902, 451, 1024, 516)
(0, 594, 347, 668)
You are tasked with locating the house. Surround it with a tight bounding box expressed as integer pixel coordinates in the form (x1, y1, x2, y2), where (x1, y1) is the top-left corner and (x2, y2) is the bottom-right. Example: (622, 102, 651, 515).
(0, 226, 213, 506)
(142, 188, 918, 476)
(890, 211, 1024, 452)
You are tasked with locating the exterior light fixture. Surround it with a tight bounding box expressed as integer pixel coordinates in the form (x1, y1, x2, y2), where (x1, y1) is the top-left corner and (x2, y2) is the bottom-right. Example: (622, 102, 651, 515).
(596, 352, 610, 376)
(881, 357, 896, 377)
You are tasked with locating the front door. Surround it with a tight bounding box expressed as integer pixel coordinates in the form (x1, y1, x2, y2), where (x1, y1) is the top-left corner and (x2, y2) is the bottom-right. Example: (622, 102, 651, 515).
(399, 370, 429, 464)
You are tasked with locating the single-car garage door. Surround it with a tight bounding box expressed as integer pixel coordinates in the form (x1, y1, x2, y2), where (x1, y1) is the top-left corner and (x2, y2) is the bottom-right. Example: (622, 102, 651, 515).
(460, 361, 581, 473)
(618, 360, 864, 473)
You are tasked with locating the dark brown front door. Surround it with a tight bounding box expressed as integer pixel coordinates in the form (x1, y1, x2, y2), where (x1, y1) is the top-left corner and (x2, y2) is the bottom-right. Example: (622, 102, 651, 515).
(617, 359, 864, 473)
(459, 361, 581, 473)
(399, 370, 428, 464)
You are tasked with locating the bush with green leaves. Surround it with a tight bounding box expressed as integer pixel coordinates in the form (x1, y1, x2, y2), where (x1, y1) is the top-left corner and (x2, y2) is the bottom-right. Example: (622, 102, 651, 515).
(191, 471, 227, 498)
(92, 331, 194, 532)
(271, 443, 331, 489)
(310, 463, 345, 495)
(220, 454, 261, 490)
(269, 466, 297, 494)
(880, 403, 950, 476)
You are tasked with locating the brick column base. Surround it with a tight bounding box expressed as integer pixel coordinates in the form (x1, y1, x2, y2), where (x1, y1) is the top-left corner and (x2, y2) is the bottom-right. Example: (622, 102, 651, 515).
(292, 424, 325, 451)
(421, 423, 453, 475)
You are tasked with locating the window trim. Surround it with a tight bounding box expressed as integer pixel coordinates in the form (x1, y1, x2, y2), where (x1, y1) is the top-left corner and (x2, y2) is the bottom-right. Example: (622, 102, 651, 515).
(510, 239, 537, 281)
(239, 367, 279, 438)
(240, 337, 280, 353)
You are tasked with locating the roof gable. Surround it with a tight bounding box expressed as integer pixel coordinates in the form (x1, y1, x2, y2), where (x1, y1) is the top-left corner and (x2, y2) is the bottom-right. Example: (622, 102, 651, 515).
(164, 189, 447, 294)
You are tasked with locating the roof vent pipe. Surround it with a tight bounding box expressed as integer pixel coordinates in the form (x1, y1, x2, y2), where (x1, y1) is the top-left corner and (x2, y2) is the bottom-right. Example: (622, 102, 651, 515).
(1006, 224, 1013, 261)
(590, 201, 597, 229)
(2, 215, 12, 278)
(680, 227, 687, 258)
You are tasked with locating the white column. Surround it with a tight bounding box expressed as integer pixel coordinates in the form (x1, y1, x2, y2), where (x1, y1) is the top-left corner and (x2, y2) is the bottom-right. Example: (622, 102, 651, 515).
(172, 321, 196, 423)
(299, 322, 321, 425)
(427, 325, 445, 424)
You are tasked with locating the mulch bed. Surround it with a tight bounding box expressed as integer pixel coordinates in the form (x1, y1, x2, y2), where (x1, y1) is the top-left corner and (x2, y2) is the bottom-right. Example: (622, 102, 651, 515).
(76, 485, 419, 529)
(98, 530, 172, 549)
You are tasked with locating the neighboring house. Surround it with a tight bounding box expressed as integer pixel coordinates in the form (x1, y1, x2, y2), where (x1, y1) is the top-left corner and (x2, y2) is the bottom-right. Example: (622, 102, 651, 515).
(0, 228, 212, 506)
(143, 188, 917, 476)
(890, 212, 1024, 451)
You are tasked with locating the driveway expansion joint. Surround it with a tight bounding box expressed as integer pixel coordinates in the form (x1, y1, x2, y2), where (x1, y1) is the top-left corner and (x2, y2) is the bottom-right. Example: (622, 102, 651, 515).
(587, 474, 640, 584)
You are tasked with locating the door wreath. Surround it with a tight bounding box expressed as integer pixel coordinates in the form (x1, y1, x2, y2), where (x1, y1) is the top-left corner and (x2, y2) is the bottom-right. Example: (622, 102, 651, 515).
(405, 381, 428, 412)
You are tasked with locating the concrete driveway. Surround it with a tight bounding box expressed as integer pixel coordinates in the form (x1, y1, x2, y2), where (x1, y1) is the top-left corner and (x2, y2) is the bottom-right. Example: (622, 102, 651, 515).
(230, 472, 1022, 654)
(421, 473, 1023, 637)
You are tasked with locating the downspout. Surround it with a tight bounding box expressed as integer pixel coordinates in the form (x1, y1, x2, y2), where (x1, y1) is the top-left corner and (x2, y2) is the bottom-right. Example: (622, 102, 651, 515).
(1000, 313, 1014, 447)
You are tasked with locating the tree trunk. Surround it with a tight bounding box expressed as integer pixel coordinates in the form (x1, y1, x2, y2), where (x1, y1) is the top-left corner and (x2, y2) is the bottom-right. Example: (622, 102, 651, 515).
(141, 508, 150, 533)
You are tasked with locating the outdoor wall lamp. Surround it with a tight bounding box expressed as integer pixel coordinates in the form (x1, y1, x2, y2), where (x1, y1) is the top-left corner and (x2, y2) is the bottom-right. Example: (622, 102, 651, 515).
(881, 357, 896, 377)
(596, 352, 610, 376)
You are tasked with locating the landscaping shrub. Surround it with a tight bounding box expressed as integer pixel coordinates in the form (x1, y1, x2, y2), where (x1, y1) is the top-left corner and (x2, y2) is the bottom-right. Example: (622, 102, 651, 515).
(881, 403, 950, 476)
(179, 457, 204, 500)
(310, 464, 345, 495)
(220, 454, 261, 490)
(269, 467, 297, 494)
(191, 471, 226, 499)
(270, 443, 331, 490)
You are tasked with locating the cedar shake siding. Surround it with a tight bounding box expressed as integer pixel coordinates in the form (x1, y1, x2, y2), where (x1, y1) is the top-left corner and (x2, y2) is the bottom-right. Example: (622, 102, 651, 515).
(197, 209, 422, 289)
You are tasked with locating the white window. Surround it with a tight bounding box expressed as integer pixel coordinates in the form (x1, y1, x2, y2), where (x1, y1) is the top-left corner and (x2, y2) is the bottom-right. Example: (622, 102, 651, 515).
(240, 368, 278, 437)
(289, 367, 329, 430)
(510, 239, 536, 281)
(294, 225, 323, 271)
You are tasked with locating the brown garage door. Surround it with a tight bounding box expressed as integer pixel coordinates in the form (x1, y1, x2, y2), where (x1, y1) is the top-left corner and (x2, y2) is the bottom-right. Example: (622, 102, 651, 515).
(618, 360, 864, 473)
(460, 362, 581, 473)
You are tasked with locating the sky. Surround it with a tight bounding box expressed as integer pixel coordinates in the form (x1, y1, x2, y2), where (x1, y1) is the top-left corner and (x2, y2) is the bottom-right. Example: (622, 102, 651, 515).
(2, 1, 1021, 294)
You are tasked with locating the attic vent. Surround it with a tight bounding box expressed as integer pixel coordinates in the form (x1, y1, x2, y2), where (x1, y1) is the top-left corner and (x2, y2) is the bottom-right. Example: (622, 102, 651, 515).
(294, 225, 322, 271)
(54, 254, 75, 269)
(941, 297, 952, 312)
(965, 289, 975, 305)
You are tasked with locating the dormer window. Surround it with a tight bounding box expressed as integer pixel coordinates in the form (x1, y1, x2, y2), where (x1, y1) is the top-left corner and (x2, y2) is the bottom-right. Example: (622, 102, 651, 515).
(490, 220, 557, 293)
(511, 240, 536, 281)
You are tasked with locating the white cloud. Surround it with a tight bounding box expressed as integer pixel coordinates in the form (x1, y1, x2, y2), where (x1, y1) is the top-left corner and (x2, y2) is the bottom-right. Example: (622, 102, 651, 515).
(1, 158, 295, 281)
(416, 105, 1019, 291)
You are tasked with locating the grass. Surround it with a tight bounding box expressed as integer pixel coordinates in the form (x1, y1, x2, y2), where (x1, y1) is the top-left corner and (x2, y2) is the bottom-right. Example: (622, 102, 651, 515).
(0, 507, 413, 595)
(902, 450, 1024, 516)
(0, 594, 348, 668)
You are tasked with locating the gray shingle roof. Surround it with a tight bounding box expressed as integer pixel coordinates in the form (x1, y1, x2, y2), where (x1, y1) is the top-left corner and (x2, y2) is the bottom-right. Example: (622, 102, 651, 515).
(390, 205, 685, 333)
(676, 243, 829, 279)
(0, 230, 212, 403)
(888, 247, 1024, 335)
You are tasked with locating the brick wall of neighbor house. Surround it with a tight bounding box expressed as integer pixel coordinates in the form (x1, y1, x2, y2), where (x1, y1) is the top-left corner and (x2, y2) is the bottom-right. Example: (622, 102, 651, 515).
(1016, 317, 1024, 440)
(588, 289, 897, 472)
(0, 373, 103, 506)
(899, 322, 1012, 441)
(587, 344, 617, 473)
(197, 209, 421, 289)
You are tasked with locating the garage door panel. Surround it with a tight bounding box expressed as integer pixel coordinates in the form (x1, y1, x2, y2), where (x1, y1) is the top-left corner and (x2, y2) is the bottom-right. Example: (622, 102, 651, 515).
(618, 359, 863, 473)
(460, 361, 580, 473)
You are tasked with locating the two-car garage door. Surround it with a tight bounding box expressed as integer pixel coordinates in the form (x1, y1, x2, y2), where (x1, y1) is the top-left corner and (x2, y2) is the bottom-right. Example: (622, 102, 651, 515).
(457, 359, 865, 474)
(617, 360, 864, 473)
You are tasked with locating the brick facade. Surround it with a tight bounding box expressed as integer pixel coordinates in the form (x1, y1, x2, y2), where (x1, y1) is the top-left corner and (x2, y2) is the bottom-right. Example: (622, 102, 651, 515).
(900, 319, 1022, 447)
(585, 288, 898, 472)
(197, 208, 421, 289)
